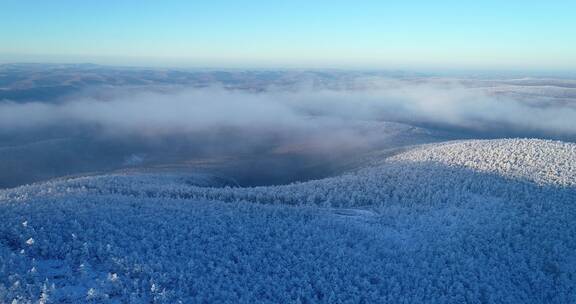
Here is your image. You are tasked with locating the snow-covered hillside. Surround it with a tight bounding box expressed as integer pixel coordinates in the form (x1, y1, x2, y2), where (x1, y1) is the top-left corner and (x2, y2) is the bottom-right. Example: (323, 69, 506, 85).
(1, 139, 575, 303)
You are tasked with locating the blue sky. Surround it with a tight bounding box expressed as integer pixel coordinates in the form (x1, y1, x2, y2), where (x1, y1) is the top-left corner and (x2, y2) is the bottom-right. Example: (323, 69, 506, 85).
(1, 0, 575, 70)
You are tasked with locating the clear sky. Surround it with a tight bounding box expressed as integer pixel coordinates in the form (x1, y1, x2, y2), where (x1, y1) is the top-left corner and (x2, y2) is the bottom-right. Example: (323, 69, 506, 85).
(1, 0, 575, 70)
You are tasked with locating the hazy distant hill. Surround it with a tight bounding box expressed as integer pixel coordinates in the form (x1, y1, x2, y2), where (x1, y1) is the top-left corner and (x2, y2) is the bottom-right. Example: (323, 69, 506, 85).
(0, 63, 427, 102)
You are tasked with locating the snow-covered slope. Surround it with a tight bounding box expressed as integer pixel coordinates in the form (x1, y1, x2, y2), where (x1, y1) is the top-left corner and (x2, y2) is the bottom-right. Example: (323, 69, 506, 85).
(1, 139, 575, 303)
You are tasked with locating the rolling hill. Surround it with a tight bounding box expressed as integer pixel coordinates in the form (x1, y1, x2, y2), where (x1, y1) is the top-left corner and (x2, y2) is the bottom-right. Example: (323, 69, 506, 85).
(1, 139, 575, 303)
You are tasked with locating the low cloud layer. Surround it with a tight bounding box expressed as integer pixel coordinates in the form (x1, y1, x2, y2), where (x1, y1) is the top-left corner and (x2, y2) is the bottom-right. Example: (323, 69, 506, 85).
(1, 80, 575, 139)
(1, 79, 576, 188)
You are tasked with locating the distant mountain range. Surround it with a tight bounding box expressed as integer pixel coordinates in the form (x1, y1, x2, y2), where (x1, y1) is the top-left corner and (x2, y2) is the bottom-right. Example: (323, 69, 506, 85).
(0, 63, 427, 102)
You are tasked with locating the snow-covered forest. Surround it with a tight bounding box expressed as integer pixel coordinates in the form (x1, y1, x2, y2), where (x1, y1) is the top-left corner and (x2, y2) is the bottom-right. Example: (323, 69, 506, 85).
(1, 139, 575, 303)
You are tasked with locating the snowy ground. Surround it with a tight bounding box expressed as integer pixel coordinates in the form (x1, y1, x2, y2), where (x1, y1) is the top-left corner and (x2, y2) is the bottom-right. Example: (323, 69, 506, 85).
(1, 139, 575, 303)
